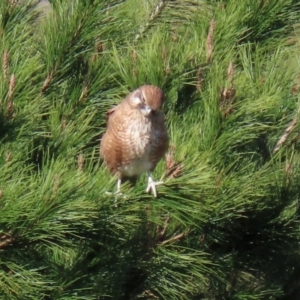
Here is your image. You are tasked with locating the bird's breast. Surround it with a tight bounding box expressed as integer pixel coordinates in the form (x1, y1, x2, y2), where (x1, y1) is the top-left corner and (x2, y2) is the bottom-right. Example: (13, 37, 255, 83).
(125, 117, 152, 154)
(119, 116, 156, 177)
(121, 158, 152, 178)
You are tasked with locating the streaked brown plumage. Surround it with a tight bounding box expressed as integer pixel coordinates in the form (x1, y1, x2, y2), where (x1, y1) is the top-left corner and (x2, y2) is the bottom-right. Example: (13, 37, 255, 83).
(100, 85, 169, 197)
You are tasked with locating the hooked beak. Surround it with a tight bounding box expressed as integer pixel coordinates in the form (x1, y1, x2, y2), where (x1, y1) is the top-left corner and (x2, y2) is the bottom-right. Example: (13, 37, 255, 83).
(141, 105, 152, 116)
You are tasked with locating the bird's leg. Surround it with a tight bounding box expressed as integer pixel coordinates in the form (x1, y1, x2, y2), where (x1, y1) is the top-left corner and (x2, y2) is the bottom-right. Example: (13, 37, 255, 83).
(105, 178, 123, 196)
(116, 178, 122, 194)
(146, 172, 164, 198)
(105, 178, 125, 207)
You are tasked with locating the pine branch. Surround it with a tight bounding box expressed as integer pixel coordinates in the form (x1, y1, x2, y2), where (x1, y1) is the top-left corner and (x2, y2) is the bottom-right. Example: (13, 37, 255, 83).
(135, 0, 168, 41)
(1, 0, 300, 299)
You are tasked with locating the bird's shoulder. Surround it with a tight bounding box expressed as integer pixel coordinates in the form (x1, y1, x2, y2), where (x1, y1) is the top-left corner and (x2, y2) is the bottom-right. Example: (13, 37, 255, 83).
(105, 102, 131, 128)
(150, 111, 169, 149)
(151, 111, 168, 129)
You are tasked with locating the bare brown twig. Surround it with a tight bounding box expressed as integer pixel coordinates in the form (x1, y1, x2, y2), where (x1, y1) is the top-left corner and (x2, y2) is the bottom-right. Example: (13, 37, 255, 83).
(78, 153, 84, 171)
(0, 233, 13, 249)
(196, 65, 204, 91)
(159, 231, 186, 245)
(8, 74, 16, 100)
(52, 174, 59, 196)
(220, 61, 236, 117)
(6, 151, 12, 163)
(3, 51, 9, 80)
(164, 144, 184, 178)
(0, 238, 13, 249)
(206, 19, 215, 63)
(6, 74, 16, 118)
(273, 112, 299, 154)
(79, 86, 88, 103)
(135, 0, 167, 41)
(61, 117, 67, 131)
(227, 61, 234, 87)
(292, 75, 300, 95)
(156, 215, 171, 242)
(141, 290, 159, 299)
(291, 132, 300, 144)
(132, 49, 138, 78)
(42, 66, 57, 93)
(91, 39, 105, 62)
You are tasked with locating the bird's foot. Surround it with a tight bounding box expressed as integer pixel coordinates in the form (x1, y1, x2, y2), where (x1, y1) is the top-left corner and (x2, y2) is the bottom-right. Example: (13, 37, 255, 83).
(105, 190, 127, 207)
(105, 190, 123, 197)
(146, 174, 164, 198)
(105, 179, 127, 206)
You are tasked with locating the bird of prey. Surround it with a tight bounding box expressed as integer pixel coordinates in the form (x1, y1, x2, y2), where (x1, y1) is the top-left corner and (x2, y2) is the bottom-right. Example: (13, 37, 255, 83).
(100, 85, 169, 197)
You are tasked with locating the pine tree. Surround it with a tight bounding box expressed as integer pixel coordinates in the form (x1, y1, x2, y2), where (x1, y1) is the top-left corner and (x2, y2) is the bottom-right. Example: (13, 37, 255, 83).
(1, 0, 300, 299)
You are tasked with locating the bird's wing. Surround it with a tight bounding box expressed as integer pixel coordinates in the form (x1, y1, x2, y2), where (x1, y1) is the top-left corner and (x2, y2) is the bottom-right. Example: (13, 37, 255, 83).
(100, 103, 129, 175)
(105, 105, 118, 121)
(149, 112, 169, 171)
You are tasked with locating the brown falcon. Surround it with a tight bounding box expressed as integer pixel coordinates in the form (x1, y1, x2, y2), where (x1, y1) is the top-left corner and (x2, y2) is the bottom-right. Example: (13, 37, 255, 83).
(100, 85, 169, 197)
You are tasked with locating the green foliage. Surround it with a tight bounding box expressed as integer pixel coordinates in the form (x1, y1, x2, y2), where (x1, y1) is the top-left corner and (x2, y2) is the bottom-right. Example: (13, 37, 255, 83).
(1, 0, 300, 299)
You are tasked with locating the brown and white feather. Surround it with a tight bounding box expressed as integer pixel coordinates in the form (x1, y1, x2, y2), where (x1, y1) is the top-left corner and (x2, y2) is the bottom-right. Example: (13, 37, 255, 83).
(100, 85, 169, 182)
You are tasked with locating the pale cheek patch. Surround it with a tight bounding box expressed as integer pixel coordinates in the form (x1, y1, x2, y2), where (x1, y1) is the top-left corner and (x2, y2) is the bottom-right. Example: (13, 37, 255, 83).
(131, 95, 142, 106)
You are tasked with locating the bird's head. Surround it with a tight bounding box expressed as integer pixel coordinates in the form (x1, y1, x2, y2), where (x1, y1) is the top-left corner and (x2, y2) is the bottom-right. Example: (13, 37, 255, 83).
(128, 85, 165, 116)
